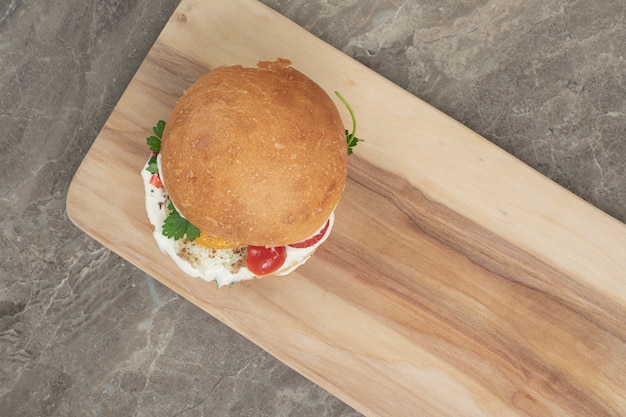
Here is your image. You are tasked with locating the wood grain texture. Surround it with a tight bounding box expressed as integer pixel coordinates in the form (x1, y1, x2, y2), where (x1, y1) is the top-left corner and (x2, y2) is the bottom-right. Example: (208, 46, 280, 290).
(66, 1, 626, 416)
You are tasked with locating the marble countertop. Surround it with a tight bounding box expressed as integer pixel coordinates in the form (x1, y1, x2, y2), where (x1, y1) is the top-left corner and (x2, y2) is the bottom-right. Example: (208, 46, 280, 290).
(1, 0, 624, 416)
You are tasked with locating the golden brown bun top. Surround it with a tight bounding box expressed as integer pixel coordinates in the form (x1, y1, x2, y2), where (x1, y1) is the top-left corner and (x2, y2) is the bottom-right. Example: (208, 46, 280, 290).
(160, 59, 348, 246)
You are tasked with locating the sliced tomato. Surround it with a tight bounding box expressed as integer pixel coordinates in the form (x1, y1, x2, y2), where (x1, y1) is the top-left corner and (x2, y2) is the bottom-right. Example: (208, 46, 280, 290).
(149, 173, 163, 188)
(289, 220, 330, 248)
(246, 246, 287, 276)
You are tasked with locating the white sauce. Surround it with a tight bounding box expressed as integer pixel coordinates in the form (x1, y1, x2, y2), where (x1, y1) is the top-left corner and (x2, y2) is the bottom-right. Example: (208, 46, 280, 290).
(141, 157, 333, 287)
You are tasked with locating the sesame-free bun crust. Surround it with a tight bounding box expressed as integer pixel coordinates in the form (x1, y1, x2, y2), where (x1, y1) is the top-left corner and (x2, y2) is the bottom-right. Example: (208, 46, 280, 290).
(160, 59, 348, 246)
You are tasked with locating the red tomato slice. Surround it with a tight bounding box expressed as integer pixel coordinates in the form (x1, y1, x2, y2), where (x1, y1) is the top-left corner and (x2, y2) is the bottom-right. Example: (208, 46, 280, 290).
(289, 220, 330, 248)
(149, 173, 163, 188)
(246, 246, 287, 276)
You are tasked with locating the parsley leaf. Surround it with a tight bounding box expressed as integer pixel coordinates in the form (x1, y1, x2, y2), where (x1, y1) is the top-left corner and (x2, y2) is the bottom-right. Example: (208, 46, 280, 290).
(147, 136, 161, 153)
(146, 155, 158, 174)
(146, 120, 165, 153)
(162, 201, 200, 241)
(335, 92, 364, 155)
(153, 119, 165, 138)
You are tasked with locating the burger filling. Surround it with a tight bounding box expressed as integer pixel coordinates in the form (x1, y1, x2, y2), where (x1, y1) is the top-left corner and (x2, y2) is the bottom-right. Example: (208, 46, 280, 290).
(141, 151, 334, 287)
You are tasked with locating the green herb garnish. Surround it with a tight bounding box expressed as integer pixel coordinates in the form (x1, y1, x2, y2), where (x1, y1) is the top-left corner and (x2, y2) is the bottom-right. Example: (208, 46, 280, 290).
(146, 157, 159, 174)
(145, 120, 165, 174)
(335, 91, 364, 155)
(147, 120, 165, 153)
(162, 202, 200, 241)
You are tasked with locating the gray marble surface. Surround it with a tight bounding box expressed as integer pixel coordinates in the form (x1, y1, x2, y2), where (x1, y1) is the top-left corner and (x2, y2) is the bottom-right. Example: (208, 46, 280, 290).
(1, 0, 624, 416)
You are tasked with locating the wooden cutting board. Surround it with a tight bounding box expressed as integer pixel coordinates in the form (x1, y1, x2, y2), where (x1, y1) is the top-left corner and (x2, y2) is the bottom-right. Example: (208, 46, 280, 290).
(66, 1, 626, 416)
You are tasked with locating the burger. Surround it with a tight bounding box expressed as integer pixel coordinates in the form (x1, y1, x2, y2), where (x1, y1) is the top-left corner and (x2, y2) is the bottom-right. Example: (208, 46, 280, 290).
(141, 58, 362, 287)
